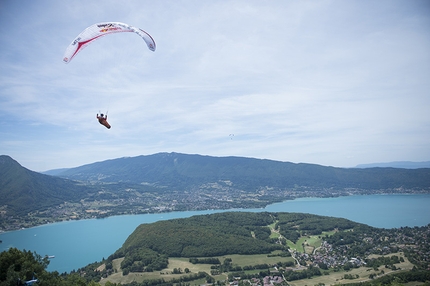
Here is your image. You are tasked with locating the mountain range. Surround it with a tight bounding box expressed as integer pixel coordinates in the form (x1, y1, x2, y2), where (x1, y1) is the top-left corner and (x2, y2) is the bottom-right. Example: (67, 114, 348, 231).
(1, 152, 430, 227)
(50, 152, 430, 190)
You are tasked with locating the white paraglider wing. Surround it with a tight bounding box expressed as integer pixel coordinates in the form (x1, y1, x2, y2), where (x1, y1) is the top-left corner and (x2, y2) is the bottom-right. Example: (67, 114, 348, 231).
(63, 22, 156, 63)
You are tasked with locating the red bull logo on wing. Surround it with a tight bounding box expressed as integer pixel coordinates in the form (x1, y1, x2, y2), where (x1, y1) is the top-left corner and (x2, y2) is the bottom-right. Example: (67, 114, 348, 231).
(100, 27, 122, 33)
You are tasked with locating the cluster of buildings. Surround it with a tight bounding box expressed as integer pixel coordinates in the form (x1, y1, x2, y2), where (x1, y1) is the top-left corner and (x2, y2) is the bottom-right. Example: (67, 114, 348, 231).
(228, 275, 285, 286)
(304, 241, 366, 268)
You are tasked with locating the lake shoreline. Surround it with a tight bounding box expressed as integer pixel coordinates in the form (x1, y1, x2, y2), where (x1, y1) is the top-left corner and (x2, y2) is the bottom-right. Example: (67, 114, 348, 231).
(2, 192, 429, 233)
(1, 193, 430, 273)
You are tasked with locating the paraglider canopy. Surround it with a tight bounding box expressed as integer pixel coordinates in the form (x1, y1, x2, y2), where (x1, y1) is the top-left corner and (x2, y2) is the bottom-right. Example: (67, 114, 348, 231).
(18, 273, 39, 285)
(63, 22, 156, 63)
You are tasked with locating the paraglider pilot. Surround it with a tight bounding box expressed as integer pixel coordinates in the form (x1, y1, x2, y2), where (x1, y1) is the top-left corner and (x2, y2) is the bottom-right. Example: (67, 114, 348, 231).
(97, 113, 111, 129)
(17, 272, 39, 285)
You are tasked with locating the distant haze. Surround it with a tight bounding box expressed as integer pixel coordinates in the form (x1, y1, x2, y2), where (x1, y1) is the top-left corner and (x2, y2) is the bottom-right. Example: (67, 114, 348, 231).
(356, 161, 430, 169)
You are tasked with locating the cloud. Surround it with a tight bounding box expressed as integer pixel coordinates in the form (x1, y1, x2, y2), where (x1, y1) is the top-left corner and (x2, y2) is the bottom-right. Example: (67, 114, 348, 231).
(0, 0, 429, 171)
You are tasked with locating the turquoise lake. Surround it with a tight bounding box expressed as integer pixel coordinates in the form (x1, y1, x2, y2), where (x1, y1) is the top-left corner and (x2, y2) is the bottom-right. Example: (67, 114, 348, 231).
(1, 194, 429, 273)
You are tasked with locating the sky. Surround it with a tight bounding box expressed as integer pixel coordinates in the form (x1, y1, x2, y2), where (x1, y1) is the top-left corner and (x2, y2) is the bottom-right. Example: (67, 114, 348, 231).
(1, 0, 429, 172)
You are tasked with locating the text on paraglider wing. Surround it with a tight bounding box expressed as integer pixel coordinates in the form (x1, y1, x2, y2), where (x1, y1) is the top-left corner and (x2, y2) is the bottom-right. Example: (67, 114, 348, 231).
(72, 37, 81, 46)
(97, 23, 114, 28)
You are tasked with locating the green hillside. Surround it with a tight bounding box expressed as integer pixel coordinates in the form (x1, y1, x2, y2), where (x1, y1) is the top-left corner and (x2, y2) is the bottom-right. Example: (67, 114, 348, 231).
(0, 155, 93, 217)
(110, 212, 368, 273)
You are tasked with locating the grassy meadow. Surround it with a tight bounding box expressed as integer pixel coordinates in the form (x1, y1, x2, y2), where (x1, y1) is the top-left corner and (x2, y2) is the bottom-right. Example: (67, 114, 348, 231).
(100, 252, 296, 285)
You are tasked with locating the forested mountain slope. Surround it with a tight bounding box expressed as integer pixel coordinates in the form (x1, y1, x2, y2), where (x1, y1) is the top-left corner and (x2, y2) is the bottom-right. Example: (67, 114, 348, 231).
(0, 155, 92, 217)
(54, 152, 430, 190)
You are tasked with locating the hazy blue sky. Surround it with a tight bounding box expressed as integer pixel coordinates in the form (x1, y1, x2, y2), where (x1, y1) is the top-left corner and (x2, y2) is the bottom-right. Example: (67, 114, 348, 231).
(1, 0, 429, 172)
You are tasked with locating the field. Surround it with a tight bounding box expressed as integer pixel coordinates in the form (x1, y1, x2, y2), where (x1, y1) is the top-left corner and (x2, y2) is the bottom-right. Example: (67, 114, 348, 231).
(100, 252, 296, 285)
(100, 251, 414, 286)
(100, 222, 307, 285)
(285, 231, 335, 253)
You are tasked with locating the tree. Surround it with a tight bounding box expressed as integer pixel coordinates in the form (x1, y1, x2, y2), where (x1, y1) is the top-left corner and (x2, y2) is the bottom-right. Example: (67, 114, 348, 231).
(0, 248, 48, 285)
